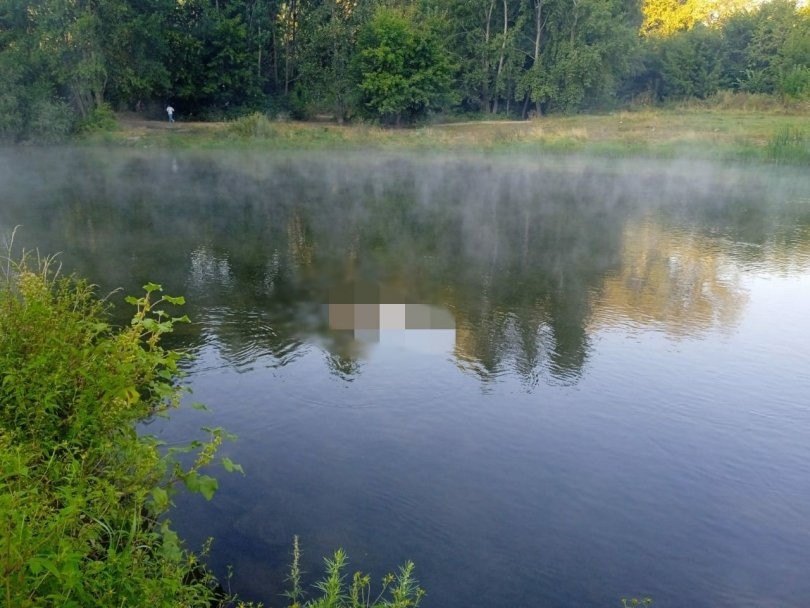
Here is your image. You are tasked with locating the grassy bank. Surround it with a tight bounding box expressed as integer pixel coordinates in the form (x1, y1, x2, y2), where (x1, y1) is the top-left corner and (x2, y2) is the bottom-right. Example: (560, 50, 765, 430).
(91, 99, 810, 164)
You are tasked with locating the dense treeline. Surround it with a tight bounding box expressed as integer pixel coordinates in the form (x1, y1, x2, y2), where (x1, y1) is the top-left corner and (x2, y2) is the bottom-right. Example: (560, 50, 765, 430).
(0, 0, 808, 139)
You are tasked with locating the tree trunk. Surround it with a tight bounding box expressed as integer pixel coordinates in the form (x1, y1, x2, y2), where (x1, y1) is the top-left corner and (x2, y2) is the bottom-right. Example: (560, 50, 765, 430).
(532, 0, 544, 116)
(257, 25, 262, 81)
(284, 0, 297, 95)
(271, 17, 279, 90)
(492, 0, 508, 114)
(570, 0, 578, 45)
(482, 0, 495, 112)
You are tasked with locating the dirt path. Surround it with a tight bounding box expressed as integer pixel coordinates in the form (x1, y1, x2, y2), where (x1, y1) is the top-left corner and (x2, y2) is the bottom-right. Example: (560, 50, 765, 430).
(117, 112, 226, 136)
(430, 120, 529, 128)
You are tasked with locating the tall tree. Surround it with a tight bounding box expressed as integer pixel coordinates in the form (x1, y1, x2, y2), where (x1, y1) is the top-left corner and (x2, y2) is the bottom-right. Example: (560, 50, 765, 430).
(169, 0, 262, 114)
(295, 0, 371, 120)
(356, 4, 454, 123)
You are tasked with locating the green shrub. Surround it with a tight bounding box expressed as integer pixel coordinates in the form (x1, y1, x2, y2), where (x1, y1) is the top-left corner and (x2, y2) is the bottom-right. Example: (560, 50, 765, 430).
(229, 112, 278, 138)
(0, 248, 232, 607)
(27, 98, 75, 143)
(79, 102, 119, 133)
(779, 66, 810, 100)
(0, 90, 25, 142)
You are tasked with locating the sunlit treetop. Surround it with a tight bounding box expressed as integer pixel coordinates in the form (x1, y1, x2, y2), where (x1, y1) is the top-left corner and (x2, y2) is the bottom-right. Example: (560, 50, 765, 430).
(335, 0, 358, 18)
(641, 0, 766, 36)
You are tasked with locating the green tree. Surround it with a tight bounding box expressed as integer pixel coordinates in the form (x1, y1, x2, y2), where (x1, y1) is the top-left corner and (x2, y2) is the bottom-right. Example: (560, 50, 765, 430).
(294, 0, 371, 120)
(97, 0, 173, 108)
(169, 0, 263, 115)
(659, 24, 723, 99)
(356, 5, 454, 124)
(526, 0, 639, 113)
(779, 7, 810, 98)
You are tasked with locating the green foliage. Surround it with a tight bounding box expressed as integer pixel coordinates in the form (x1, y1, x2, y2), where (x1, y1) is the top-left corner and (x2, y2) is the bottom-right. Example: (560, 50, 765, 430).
(283, 534, 304, 606)
(294, 0, 371, 122)
(79, 102, 119, 133)
(20, 97, 75, 143)
(0, 0, 806, 127)
(98, 0, 173, 107)
(658, 25, 722, 99)
(546, 0, 640, 112)
(169, 0, 263, 114)
(275, 539, 424, 608)
(766, 126, 810, 164)
(635, 0, 810, 104)
(229, 112, 278, 138)
(356, 6, 454, 124)
(780, 65, 810, 100)
(0, 246, 235, 607)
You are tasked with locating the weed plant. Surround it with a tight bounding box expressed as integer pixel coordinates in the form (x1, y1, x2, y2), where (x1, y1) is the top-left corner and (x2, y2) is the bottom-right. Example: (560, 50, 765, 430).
(243, 536, 425, 608)
(229, 112, 279, 138)
(766, 126, 810, 164)
(0, 240, 235, 607)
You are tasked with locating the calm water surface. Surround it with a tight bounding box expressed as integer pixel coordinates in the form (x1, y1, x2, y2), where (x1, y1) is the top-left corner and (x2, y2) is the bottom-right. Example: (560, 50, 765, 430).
(2, 148, 810, 607)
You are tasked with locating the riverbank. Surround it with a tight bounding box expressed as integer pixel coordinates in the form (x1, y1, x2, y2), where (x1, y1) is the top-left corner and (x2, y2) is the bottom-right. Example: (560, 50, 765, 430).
(91, 102, 810, 164)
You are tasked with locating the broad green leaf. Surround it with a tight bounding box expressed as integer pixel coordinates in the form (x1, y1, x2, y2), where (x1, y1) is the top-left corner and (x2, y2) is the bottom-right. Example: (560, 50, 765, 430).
(160, 521, 182, 562)
(198, 475, 218, 501)
(151, 487, 170, 511)
(28, 557, 61, 579)
(183, 471, 200, 493)
(221, 457, 245, 475)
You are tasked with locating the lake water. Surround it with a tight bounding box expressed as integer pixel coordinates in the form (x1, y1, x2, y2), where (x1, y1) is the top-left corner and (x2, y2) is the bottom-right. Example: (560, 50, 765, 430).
(2, 148, 810, 607)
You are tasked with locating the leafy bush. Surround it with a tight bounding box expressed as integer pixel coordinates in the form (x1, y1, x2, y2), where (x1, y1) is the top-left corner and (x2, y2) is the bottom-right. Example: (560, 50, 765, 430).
(27, 98, 75, 143)
(658, 26, 723, 100)
(229, 112, 278, 138)
(79, 102, 120, 133)
(0, 247, 232, 607)
(779, 66, 810, 100)
(0, 91, 25, 142)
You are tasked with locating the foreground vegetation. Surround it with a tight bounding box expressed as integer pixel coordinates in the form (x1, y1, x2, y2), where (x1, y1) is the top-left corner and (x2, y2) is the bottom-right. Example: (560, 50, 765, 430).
(0, 244, 425, 607)
(0, 251, 225, 607)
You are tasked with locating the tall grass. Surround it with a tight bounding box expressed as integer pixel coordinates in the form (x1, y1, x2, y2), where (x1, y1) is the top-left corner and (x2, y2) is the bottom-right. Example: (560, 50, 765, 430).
(766, 126, 810, 164)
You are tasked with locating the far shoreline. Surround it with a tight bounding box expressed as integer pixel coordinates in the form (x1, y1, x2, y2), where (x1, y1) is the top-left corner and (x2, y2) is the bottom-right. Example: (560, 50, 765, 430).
(77, 101, 809, 165)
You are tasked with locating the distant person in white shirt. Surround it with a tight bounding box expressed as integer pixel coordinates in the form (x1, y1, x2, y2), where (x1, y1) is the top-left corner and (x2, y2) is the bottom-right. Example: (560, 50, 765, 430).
(166, 105, 175, 123)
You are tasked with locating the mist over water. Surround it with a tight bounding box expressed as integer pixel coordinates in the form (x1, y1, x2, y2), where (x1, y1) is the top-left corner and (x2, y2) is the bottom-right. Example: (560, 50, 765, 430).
(2, 147, 810, 607)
